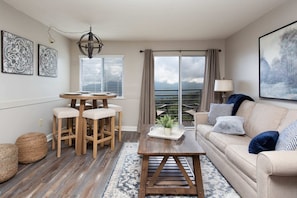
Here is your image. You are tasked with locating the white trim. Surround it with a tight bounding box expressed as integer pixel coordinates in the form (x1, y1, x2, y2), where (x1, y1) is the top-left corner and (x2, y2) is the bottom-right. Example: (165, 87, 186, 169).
(122, 126, 137, 132)
(46, 133, 53, 142)
(46, 125, 138, 143)
(0, 96, 61, 110)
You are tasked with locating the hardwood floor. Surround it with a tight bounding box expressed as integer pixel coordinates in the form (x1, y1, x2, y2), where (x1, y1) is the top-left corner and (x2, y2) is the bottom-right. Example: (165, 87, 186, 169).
(0, 132, 140, 198)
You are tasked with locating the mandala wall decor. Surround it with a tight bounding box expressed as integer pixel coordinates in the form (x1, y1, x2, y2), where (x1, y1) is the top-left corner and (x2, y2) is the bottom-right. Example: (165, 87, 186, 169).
(38, 44, 58, 77)
(1, 30, 34, 75)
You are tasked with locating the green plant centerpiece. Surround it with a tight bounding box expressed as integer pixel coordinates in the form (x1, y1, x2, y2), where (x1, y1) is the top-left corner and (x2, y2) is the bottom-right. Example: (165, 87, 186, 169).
(156, 114, 176, 135)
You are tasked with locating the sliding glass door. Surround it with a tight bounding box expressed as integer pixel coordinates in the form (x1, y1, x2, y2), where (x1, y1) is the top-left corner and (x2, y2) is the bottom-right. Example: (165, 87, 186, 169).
(154, 54, 205, 127)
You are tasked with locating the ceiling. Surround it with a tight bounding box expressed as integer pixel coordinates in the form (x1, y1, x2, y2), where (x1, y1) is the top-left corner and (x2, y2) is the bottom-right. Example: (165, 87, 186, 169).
(3, 0, 288, 41)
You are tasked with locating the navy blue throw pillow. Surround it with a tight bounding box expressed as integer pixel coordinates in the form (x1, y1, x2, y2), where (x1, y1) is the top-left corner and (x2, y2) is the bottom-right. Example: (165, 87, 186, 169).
(248, 131, 279, 154)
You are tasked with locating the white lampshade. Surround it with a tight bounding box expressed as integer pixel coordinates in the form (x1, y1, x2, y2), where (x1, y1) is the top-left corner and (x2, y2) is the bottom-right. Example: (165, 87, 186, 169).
(214, 80, 233, 92)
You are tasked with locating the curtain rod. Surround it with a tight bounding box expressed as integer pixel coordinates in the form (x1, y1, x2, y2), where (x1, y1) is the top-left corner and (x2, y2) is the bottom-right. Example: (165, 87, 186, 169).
(139, 49, 221, 53)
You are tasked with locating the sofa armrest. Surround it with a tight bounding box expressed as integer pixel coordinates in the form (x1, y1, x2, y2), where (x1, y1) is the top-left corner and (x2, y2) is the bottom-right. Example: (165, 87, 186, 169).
(194, 112, 209, 125)
(257, 151, 297, 176)
(257, 151, 297, 198)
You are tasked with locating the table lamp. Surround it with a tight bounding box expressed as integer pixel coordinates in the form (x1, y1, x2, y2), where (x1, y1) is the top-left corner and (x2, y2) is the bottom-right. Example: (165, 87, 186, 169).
(214, 79, 233, 103)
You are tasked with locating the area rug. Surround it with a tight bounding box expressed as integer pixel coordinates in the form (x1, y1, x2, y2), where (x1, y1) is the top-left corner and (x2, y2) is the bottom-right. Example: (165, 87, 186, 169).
(102, 143, 240, 198)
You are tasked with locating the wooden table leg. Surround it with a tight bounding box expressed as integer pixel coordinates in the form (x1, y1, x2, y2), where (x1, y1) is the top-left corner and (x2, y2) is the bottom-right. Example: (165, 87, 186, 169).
(193, 155, 204, 198)
(69, 99, 77, 145)
(70, 99, 77, 108)
(76, 99, 86, 155)
(92, 99, 97, 108)
(102, 99, 108, 108)
(139, 155, 149, 198)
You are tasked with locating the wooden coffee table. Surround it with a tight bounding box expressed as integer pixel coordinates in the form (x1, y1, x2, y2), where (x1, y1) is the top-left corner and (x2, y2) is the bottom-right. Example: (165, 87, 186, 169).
(137, 125, 206, 197)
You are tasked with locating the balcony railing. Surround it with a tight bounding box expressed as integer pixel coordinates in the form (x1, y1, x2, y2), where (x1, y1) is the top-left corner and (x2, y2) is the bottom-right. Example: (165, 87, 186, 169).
(155, 89, 202, 126)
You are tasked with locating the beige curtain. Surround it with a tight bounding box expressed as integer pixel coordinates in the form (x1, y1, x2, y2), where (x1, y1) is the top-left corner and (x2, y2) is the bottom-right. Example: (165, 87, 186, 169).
(137, 49, 155, 132)
(200, 49, 221, 111)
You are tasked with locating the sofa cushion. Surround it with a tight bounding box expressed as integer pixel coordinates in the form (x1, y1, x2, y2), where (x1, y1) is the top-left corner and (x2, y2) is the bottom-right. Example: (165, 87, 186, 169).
(276, 120, 297, 151)
(225, 145, 257, 182)
(244, 103, 287, 138)
(196, 124, 213, 139)
(278, 109, 297, 132)
(208, 103, 233, 125)
(208, 132, 251, 153)
(227, 94, 254, 115)
(248, 131, 279, 154)
(213, 116, 245, 135)
(235, 100, 256, 123)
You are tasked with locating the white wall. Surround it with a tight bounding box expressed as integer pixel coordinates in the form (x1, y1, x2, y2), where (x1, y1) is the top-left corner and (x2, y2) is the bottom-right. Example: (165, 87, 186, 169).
(225, 0, 297, 108)
(70, 40, 225, 130)
(2, 0, 293, 142)
(0, 1, 71, 143)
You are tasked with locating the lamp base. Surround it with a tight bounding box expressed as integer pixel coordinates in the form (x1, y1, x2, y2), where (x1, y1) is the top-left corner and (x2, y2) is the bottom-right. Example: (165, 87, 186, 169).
(222, 92, 227, 103)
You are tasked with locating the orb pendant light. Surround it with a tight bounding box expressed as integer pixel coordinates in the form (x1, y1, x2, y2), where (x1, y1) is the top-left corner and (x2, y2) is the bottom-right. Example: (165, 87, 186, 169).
(77, 27, 103, 58)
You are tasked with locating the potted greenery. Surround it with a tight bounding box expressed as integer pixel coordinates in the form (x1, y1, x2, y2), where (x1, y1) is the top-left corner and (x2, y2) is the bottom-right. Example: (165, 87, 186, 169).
(156, 114, 176, 135)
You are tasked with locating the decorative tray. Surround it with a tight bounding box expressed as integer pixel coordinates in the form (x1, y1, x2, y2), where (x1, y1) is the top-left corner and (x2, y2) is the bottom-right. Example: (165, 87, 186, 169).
(148, 126, 185, 140)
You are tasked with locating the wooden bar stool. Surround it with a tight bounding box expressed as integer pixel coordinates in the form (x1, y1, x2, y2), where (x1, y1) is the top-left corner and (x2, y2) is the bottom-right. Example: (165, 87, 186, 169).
(52, 107, 79, 157)
(82, 108, 116, 159)
(99, 104, 123, 142)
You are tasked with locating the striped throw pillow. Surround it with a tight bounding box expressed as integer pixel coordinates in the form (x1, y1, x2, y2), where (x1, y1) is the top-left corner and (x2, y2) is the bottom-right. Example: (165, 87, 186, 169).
(275, 120, 297, 151)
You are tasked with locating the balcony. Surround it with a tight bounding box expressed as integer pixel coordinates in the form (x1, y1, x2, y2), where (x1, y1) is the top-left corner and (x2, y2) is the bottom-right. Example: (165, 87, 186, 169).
(155, 89, 202, 127)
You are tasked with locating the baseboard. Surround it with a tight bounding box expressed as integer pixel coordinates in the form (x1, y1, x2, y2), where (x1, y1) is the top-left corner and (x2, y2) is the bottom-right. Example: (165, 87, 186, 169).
(46, 133, 53, 142)
(46, 125, 192, 143)
(46, 125, 138, 143)
(122, 126, 137, 132)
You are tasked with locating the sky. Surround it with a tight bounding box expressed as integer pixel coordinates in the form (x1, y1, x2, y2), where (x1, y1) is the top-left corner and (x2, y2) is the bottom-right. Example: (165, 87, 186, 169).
(154, 56, 205, 84)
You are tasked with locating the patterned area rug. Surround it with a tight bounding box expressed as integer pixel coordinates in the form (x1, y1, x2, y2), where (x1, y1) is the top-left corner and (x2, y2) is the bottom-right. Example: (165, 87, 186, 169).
(103, 143, 240, 198)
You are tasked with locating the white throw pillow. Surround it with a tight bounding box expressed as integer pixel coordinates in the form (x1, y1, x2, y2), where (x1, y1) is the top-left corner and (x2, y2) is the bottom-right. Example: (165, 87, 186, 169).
(212, 116, 245, 135)
(208, 103, 234, 125)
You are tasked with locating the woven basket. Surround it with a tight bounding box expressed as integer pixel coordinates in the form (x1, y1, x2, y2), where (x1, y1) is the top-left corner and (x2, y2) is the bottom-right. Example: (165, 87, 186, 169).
(0, 144, 18, 183)
(15, 132, 48, 164)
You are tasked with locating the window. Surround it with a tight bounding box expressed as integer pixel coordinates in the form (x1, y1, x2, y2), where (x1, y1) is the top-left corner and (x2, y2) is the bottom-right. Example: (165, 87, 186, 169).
(154, 54, 205, 126)
(80, 56, 123, 97)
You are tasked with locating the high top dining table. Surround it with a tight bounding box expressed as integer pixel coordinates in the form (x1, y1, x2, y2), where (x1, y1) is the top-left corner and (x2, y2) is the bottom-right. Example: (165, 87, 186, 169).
(59, 92, 117, 155)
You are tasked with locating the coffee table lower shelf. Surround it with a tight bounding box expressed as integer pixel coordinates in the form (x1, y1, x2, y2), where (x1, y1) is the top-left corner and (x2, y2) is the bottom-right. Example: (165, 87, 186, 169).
(139, 155, 204, 197)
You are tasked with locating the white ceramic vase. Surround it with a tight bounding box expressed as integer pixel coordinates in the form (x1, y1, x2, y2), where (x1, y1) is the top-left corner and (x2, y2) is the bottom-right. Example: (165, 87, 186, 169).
(164, 127, 172, 136)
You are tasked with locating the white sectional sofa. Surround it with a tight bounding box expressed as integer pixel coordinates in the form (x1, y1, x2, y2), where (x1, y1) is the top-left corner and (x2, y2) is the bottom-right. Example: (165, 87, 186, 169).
(194, 100, 297, 198)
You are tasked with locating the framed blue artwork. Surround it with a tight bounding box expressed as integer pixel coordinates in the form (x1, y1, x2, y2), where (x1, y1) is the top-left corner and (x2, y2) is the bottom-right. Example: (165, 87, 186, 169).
(259, 21, 297, 101)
